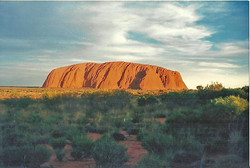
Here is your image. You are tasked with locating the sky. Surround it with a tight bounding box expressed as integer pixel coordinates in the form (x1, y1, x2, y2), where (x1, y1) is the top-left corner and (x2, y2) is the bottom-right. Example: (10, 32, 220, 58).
(0, 1, 249, 89)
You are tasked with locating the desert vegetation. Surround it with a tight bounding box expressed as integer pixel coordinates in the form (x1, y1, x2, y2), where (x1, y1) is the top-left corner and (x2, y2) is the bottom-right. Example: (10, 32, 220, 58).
(0, 83, 248, 168)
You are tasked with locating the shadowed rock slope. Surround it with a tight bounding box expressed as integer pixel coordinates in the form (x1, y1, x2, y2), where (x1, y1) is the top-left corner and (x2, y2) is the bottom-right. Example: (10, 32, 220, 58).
(42, 62, 188, 90)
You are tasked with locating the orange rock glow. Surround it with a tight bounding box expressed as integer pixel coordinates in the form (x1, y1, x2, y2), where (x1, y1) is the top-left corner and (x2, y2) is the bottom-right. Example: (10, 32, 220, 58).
(42, 61, 188, 90)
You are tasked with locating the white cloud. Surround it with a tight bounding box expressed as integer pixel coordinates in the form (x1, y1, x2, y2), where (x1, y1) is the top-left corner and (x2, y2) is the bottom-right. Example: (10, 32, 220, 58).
(58, 2, 213, 60)
(199, 62, 240, 68)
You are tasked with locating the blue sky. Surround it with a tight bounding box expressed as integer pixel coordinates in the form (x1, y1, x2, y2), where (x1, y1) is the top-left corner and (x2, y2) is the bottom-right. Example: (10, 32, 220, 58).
(0, 1, 248, 89)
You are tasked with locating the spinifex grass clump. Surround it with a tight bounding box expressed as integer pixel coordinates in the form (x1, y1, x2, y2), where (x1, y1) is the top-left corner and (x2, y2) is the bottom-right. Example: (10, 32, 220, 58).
(136, 153, 171, 168)
(142, 133, 175, 154)
(91, 135, 129, 168)
(71, 135, 93, 160)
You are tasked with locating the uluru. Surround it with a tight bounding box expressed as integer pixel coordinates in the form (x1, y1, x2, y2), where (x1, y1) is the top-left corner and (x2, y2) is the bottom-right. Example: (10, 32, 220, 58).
(42, 61, 188, 90)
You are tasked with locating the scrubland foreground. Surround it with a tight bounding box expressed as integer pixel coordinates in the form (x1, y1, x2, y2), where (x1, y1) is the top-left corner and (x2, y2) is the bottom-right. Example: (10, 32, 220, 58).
(0, 83, 249, 168)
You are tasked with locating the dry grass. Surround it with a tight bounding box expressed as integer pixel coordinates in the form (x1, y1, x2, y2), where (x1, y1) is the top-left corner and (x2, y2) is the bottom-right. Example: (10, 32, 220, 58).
(0, 87, 173, 100)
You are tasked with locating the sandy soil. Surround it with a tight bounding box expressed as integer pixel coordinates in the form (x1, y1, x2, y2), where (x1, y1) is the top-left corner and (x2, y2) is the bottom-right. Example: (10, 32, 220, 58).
(120, 130, 148, 167)
(155, 117, 166, 124)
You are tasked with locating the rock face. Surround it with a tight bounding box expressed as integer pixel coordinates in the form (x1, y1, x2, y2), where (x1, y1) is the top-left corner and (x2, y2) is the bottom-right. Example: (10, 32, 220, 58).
(42, 62, 188, 90)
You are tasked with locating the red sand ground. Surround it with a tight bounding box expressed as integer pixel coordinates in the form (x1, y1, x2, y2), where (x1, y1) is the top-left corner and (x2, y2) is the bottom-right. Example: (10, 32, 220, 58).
(42, 61, 188, 90)
(42, 131, 148, 168)
(155, 117, 166, 124)
(120, 130, 148, 167)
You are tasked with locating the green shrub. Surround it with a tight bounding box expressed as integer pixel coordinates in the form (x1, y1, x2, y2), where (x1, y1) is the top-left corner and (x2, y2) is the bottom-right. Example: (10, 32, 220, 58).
(153, 111, 166, 118)
(213, 155, 247, 168)
(128, 128, 140, 135)
(212, 96, 248, 115)
(2, 146, 27, 166)
(71, 148, 83, 160)
(201, 103, 234, 125)
(160, 91, 199, 107)
(113, 118, 124, 128)
(30, 134, 50, 145)
(206, 136, 228, 153)
(142, 133, 174, 154)
(137, 95, 158, 106)
(91, 136, 129, 168)
(136, 129, 147, 141)
(55, 149, 66, 161)
(29, 145, 52, 167)
(2, 145, 51, 167)
(50, 137, 66, 149)
(136, 153, 170, 168)
(65, 125, 86, 140)
(50, 128, 65, 138)
(131, 107, 144, 123)
(47, 114, 64, 125)
(26, 113, 44, 124)
(178, 133, 203, 153)
(229, 131, 247, 158)
(3, 97, 36, 109)
(76, 116, 89, 125)
(2, 126, 27, 147)
(71, 135, 93, 160)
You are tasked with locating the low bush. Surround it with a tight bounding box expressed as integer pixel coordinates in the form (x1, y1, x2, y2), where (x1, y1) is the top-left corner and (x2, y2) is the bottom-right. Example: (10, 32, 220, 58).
(212, 155, 247, 168)
(76, 116, 89, 125)
(26, 113, 44, 124)
(30, 134, 50, 146)
(91, 136, 129, 168)
(112, 132, 126, 141)
(3, 97, 36, 109)
(2, 144, 52, 168)
(142, 133, 174, 154)
(206, 136, 228, 153)
(137, 95, 158, 106)
(2, 145, 28, 166)
(29, 145, 52, 167)
(71, 148, 83, 160)
(173, 152, 200, 164)
(71, 135, 93, 160)
(136, 153, 170, 168)
(65, 125, 86, 140)
(50, 137, 66, 149)
(55, 149, 66, 161)
(229, 131, 247, 158)
(131, 107, 144, 123)
(2, 126, 27, 147)
(136, 129, 147, 141)
(50, 128, 66, 138)
(178, 133, 203, 153)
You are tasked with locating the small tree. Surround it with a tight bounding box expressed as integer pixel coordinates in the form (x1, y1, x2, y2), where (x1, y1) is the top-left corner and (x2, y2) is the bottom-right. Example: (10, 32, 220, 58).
(196, 85, 203, 90)
(205, 82, 223, 91)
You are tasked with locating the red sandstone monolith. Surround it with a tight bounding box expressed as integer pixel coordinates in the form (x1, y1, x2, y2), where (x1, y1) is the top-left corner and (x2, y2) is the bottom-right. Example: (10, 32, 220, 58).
(42, 62, 188, 90)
